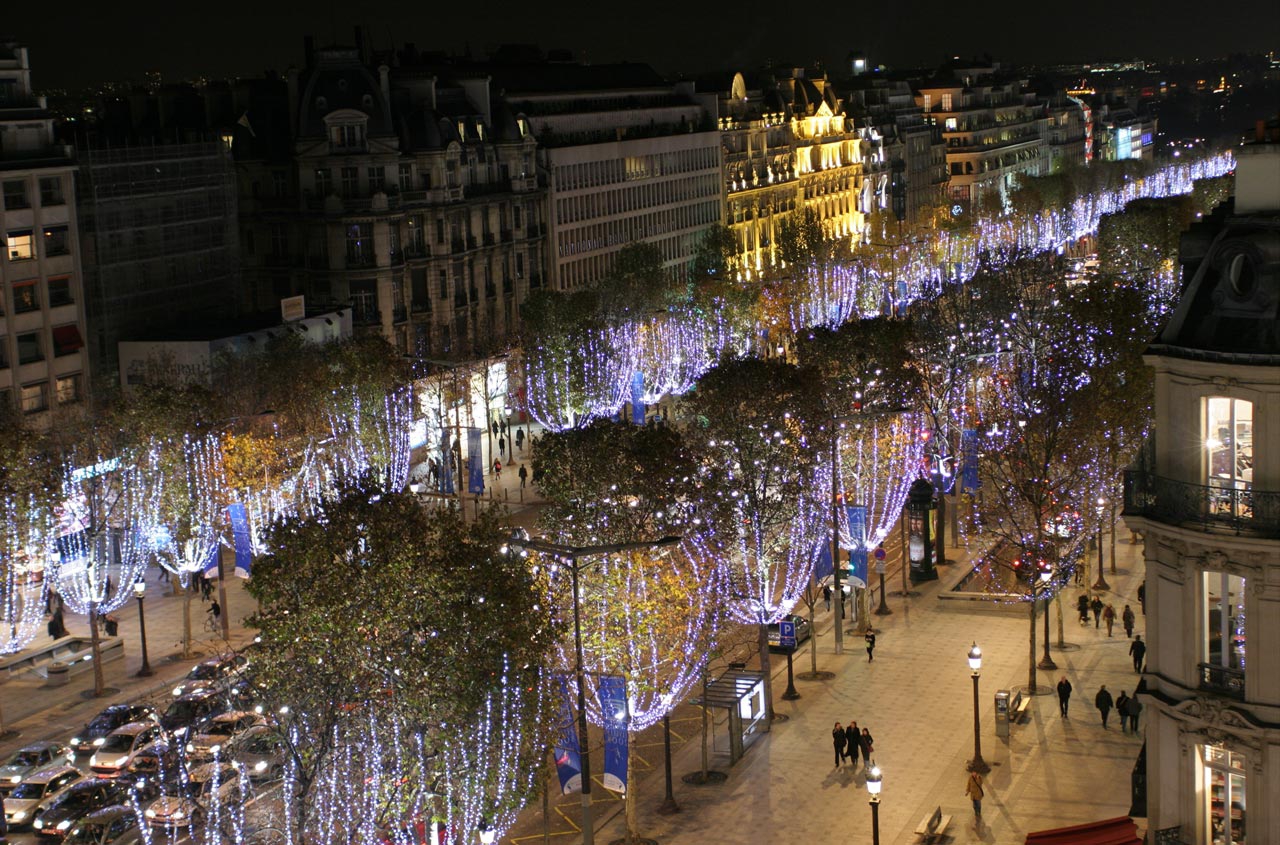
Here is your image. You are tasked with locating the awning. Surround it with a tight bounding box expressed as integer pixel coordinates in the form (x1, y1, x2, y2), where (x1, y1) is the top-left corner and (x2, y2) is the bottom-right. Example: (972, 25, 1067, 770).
(52, 324, 84, 355)
(1025, 816, 1141, 845)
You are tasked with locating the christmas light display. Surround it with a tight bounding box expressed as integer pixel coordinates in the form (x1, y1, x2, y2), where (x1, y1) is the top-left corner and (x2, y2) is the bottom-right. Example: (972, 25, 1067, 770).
(832, 413, 927, 553)
(148, 434, 228, 583)
(0, 492, 58, 653)
(326, 385, 413, 493)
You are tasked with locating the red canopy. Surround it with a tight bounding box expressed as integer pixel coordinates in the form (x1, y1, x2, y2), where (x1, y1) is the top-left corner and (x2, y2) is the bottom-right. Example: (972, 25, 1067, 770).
(1025, 816, 1141, 845)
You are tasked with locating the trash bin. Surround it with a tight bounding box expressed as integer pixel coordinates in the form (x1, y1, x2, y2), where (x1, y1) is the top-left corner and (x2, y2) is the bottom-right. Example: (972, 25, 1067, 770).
(994, 690, 1011, 738)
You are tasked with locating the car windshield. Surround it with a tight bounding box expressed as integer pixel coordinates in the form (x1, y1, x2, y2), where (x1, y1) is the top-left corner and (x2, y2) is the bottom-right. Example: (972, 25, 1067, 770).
(188, 664, 221, 681)
(64, 822, 106, 845)
(241, 736, 277, 754)
(86, 715, 120, 733)
(48, 789, 93, 810)
(98, 734, 134, 753)
(164, 700, 201, 722)
(8, 750, 41, 766)
(205, 722, 237, 737)
(9, 780, 47, 799)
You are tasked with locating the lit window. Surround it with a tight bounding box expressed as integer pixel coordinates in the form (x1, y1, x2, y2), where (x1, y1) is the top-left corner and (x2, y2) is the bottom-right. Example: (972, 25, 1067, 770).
(1201, 744, 1246, 844)
(20, 381, 47, 414)
(6, 231, 34, 261)
(329, 123, 366, 152)
(1204, 397, 1252, 518)
(1200, 571, 1246, 697)
(56, 374, 81, 405)
(12, 280, 38, 313)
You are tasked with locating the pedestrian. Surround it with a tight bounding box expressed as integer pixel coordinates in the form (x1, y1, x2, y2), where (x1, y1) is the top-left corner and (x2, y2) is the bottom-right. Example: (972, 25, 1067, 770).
(831, 722, 846, 768)
(499, 435, 506, 456)
(964, 771, 985, 819)
(518, 464, 528, 488)
(823, 584, 832, 612)
(208, 600, 221, 621)
(500, 419, 508, 436)
(1056, 676, 1073, 717)
(860, 727, 874, 762)
(1129, 635, 1147, 672)
(491, 420, 499, 437)
(1095, 685, 1114, 728)
(1116, 691, 1131, 734)
(1077, 594, 1090, 625)
(103, 613, 119, 638)
(51, 606, 68, 639)
(515, 429, 525, 452)
(845, 722, 860, 767)
(1122, 604, 1136, 638)
(865, 631, 876, 662)
(1103, 603, 1117, 637)
(1090, 595, 1104, 628)
(1127, 694, 1142, 733)
(492, 459, 502, 478)
(200, 574, 212, 601)
(1137, 582, 1146, 615)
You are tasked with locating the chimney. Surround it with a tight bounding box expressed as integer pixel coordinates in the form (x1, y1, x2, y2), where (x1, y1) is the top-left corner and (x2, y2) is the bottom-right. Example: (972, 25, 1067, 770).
(354, 26, 365, 63)
(378, 65, 391, 109)
(303, 35, 315, 67)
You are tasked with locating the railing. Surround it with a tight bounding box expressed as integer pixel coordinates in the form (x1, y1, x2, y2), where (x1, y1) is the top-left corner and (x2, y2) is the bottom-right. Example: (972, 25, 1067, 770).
(464, 179, 513, 199)
(1199, 663, 1245, 699)
(1122, 469, 1280, 538)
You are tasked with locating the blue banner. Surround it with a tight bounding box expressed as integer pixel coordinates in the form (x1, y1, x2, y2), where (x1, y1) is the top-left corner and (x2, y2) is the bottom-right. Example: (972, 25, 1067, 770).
(201, 543, 220, 580)
(846, 505, 867, 588)
(813, 540, 834, 582)
(553, 674, 583, 794)
(896, 280, 909, 317)
(227, 503, 252, 579)
(961, 429, 980, 492)
(630, 372, 645, 425)
(597, 674, 629, 793)
(439, 429, 454, 495)
(467, 427, 484, 494)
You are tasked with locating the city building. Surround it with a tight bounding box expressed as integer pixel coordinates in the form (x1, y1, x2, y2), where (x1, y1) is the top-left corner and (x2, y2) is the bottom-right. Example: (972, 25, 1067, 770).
(0, 41, 89, 420)
(1041, 94, 1092, 170)
(714, 68, 868, 277)
(1093, 103, 1156, 162)
(1122, 119, 1280, 845)
(915, 61, 1049, 211)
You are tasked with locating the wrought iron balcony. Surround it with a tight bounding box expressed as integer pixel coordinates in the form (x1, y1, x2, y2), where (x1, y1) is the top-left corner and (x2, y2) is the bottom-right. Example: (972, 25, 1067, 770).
(1198, 663, 1245, 699)
(1122, 469, 1280, 538)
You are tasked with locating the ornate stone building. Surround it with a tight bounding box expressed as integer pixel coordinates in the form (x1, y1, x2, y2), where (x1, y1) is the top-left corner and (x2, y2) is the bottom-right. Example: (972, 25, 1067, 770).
(1122, 124, 1280, 845)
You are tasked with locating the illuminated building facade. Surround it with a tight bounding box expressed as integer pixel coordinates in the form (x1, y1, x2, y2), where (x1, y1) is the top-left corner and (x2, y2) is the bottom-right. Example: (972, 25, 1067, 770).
(1122, 127, 1280, 845)
(716, 69, 866, 277)
(0, 41, 88, 420)
(1093, 104, 1156, 162)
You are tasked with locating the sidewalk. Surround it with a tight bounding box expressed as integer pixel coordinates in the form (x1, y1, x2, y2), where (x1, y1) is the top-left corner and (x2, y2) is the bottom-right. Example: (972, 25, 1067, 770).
(0, 550, 257, 760)
(506, 529, 1149, 845)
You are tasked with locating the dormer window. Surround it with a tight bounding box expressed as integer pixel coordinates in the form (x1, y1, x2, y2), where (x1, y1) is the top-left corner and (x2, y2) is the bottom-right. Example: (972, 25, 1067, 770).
(331, 124, 366, 152)
(361, 94, 373, 109)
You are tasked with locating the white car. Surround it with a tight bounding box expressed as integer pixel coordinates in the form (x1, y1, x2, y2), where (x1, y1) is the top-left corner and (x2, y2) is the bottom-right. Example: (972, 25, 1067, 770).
(0, 743, 75, 794)
(4, 765, 85, 828)
(184, 712, 265, 763)
(89, 723, 165, 779)
(142, 762, 247, 830)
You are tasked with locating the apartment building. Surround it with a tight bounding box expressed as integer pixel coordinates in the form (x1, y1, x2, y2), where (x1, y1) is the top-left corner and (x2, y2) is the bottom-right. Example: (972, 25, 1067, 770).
(0, 41, 88, 420)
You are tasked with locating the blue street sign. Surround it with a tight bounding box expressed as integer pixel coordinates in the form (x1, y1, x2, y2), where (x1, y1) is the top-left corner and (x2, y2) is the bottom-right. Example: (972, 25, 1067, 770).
(779, 620, 797, 650)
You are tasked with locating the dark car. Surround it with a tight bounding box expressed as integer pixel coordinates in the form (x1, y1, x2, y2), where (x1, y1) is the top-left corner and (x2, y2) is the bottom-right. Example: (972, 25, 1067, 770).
(766, 614, 813, 652)
(170, 654, 248, 699)
(159, 691, 226, 742)
(68, 707, 159, 757)
(60, 806, 143, 845)
(31, 780, 132, 838)
(117, 741, 182, 798)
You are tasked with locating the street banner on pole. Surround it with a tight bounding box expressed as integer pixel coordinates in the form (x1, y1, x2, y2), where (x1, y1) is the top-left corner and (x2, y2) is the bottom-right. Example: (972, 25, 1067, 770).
(896, 281, 909, 317)
(439, 429, 454, 495)
(598, 674, 629, 793)
(846, 504, 868, 588)
(813, 541, 834, 582)
(961, 428, 980, 492)
(227, 503, 253, 578)
(630, 372, 645, 425)
(467, 427, 484, 494)
(553, 674, 583, 794)
(200, 542, 220, 580)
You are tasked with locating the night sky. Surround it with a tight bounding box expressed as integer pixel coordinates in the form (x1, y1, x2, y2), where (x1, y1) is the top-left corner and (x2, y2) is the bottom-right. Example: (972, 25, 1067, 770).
(11, 0, 1279, 89)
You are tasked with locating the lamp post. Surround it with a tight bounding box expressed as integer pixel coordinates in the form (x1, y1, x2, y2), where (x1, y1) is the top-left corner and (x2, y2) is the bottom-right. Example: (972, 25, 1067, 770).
(508, 535, 682, 845)
(1037, 568, 1057, 671)
(1092, 497, 1110, 591)
(865, 763, 882, 845)
(133, 581, 153, 678)
(966, 643, 989, 774)
(906, 478, 938, 584)
(873, 545, 891, 615)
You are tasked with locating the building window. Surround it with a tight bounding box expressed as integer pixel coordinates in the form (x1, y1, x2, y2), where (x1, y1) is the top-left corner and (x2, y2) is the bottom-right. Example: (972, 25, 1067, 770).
(349, 279, 378, 325)
(1200, 571, 1246, 697)
(1205, 397, 1252, 494)
(272, 171, 288, 198)
(43, 226, 70, 257)
(3, 180, 29, 210)
(55, 374, 81, 405)
(315, 169, 333, 197)
(47, 277, 73, 307)
(399, 163, 412, 193)
(407, 216, 424, 254)
(16, 332, 42, 364)
(20, 382, 48, 414)
(941, 93, 953, 111)
(39, 177, 64, 206)
(367, 166, 382, 191)
(341, 166, 359, 198)
(12, 280, 38, 313)
(1201, 744, 1246, 844)
(438, 271, 448, 300)
(0, 341, 8, 369)
(346, 223, 373, 267)
(270, 224, 287, 258)
(329, 123, 366, 153)
(6, 231, 34, 261)
(52, 324, 83, 357)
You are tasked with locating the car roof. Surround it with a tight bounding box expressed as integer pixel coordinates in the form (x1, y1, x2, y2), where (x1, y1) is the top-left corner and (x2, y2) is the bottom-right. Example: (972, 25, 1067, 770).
(80, 804, 135, 822)
(108, 722, 156, 736)
(25, 764, 80, 782)
(17, 741, 65, 752)
(208, 710, 256, 723)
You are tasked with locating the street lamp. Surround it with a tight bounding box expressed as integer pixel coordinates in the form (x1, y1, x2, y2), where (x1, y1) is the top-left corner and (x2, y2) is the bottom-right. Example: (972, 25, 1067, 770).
(507, 534, 682, 845)
(906, 478, 937, 584)
(478, 824, 496, 845)
(966, 642, 988, 774)
(1037, 567, 1057, 671)
(1093, 496, 1110, 591)
(133, 581, 153, 677)
(865, 763, 882, 845)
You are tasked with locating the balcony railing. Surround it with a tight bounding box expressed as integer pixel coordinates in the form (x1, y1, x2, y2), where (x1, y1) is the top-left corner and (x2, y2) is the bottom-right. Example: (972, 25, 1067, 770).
(1122, 469, 1280, 538)
(1199, 663, 1245, 699)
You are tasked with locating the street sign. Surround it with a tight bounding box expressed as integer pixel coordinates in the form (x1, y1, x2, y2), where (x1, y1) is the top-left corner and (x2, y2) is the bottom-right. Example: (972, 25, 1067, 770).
(779, 620, 796, 650)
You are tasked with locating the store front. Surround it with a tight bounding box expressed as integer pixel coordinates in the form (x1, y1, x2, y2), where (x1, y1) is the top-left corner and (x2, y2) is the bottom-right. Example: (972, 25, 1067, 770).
(1201, 744, 1247, 844)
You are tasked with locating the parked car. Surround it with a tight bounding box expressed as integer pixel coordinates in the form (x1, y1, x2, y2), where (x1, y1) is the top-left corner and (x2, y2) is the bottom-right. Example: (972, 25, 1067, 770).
(765, 614, 813, 651)
(142, 762, 247, 831)
(69, 707, 159, 757)
(159, 690, 226, 741)
(31, 780, 132, 838)
(185, 712, 265, 763)
(89, 724, 165, 779)
(60, 806, 143, 845)
(0, 743, 75, 794)
(231, 726, 286, 782)
(3, 766, 84, 828)
(171, 654, 248, 699)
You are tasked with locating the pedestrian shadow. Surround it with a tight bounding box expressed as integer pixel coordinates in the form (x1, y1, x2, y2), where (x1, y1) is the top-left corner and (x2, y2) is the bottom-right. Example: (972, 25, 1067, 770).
(821, 764, 859, 790)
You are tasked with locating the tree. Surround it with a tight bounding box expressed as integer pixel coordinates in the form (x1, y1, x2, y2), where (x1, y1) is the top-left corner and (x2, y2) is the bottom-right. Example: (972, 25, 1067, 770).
(594, 241, 675, 323)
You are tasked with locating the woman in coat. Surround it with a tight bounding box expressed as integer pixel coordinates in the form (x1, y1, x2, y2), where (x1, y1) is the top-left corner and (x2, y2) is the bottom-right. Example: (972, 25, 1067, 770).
(831, 722, 846, 768)
(845, 722, 860, 766)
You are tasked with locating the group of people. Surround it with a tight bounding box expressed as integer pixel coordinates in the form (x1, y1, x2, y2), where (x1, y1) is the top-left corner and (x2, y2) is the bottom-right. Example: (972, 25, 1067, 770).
(1055, 581, 1148, 736)
(830, 721, 875, 769)
(1075, 593, 1139, 639)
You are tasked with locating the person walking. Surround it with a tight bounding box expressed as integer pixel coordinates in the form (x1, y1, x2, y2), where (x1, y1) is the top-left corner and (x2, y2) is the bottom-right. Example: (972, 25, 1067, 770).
(1129, 635, 1147, 672)
(865, 631, 876, 662)
(1077, 593, 1090, 625)
(515, 428, 525, 452)
(518, 464, 528, 489)
(1116, 691, 1131, 734)
(823, 584, 832, 612)
(1137, 582, 1146, 615)
(1056, 676, 1073, 718)
(845, 722, 860, 767)
(208, 600, 221, 622)
(498, 435, 506, 457)
(860, 727, 874, 762)
(831, 722, 846, 768)
(1103, 603, 1117, 637)
(1090, 595, 1104, 628)
(965, 771, 985, 820)
(491, 420, 499, 437)
(1127, 695, 1143, 733)
(1122, 604, 1136, 638)
(492, 459, 502, 478)
(1095, 685, 1114, 728)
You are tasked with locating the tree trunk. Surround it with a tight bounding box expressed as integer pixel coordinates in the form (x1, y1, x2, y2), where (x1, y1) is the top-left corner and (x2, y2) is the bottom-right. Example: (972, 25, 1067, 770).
(935, 487, 948, 565)
(758, 623, 773, 731)
(1027, 600, 1037, 693)
(1109, 502, 1117, 575)
(808, 601, 818, 676)
(624, 729, 638, 844)
(183, 585, 193, 659)
(700, 670, 710, 779)
(1056, 592, 1065, 647)
(90, 601, 104, 696)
